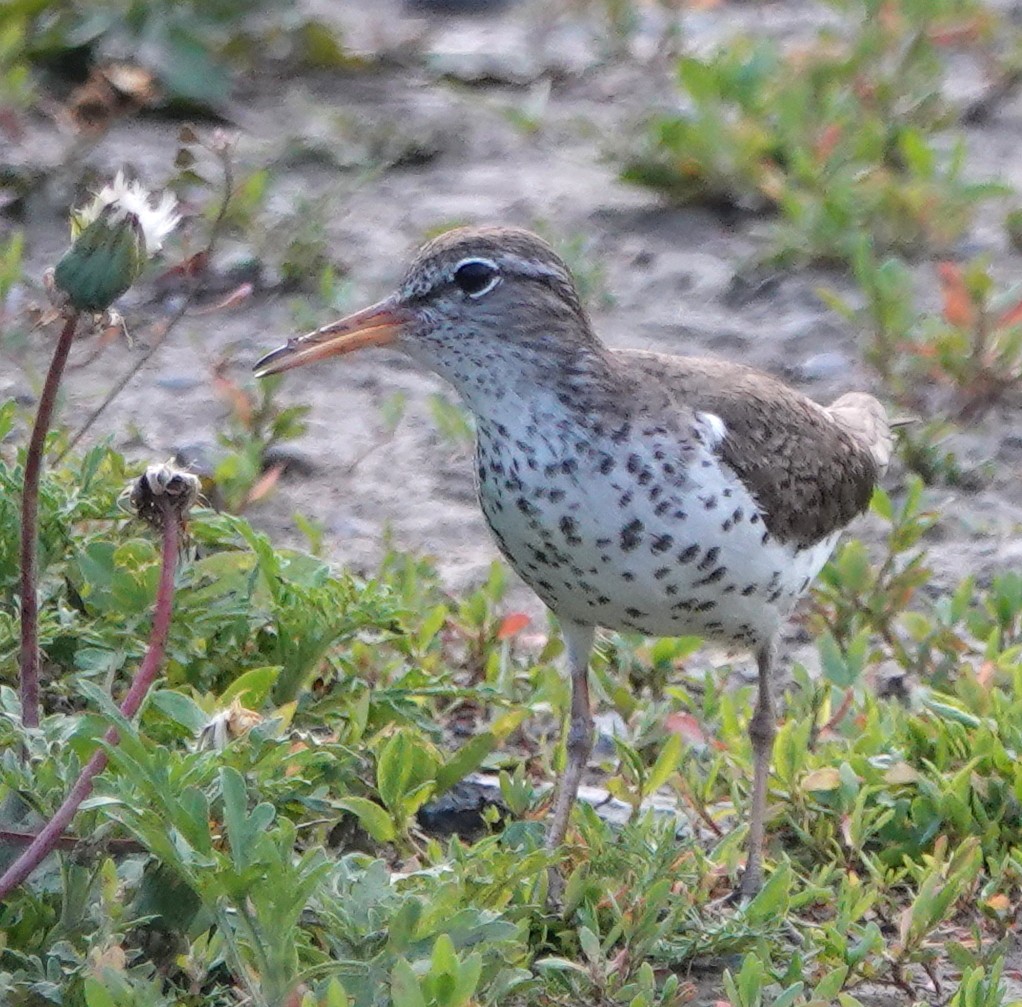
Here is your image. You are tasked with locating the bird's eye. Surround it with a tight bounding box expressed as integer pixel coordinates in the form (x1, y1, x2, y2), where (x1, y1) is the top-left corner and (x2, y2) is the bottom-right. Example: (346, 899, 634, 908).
(453, 259, 500, 298)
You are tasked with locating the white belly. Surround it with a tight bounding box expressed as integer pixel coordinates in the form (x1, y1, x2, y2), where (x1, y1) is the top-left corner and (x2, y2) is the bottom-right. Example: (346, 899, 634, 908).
(475, 417, 838, 648)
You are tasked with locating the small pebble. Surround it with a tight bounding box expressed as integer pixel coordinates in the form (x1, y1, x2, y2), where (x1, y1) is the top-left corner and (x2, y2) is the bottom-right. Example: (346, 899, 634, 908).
(156, 374, 202, 392)
(796, 351, 849, 382)
(593, 710, 627, 758)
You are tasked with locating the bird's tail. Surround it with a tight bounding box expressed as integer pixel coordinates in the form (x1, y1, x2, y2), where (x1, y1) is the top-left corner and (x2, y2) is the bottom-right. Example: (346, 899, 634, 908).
(825, 392, 898, 475)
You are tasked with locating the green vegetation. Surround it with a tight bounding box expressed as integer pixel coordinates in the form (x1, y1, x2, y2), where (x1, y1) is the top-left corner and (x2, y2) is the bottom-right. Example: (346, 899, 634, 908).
(620, 0, 1006, 266)
(1, 437, 1021, 1005)
(0, 0, 354, 110)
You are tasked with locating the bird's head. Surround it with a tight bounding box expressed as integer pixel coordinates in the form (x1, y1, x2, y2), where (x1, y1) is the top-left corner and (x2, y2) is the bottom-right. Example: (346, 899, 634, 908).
(253, 226, 598, 383)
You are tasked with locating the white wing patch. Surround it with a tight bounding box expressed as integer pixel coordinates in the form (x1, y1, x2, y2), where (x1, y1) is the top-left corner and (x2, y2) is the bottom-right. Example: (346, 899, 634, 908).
(695, 411, 728, 447)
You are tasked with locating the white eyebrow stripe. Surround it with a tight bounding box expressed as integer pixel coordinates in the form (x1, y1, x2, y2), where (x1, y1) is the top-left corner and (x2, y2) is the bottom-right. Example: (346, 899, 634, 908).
(500, 254, 566, 281)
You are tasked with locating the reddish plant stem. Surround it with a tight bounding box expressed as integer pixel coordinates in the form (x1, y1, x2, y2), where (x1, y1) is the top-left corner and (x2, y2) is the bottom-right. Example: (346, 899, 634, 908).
(19, 312, 80, 728)
(0, 504, 178, 900)
(0, 829, 145, 854)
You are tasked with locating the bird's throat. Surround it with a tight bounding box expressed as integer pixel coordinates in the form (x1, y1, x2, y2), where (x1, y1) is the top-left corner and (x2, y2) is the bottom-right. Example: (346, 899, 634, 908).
(416, 336, 622, 434)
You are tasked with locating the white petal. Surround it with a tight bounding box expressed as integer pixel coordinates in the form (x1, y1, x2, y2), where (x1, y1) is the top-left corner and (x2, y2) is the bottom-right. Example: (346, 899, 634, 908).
(72, 171, 180, 254)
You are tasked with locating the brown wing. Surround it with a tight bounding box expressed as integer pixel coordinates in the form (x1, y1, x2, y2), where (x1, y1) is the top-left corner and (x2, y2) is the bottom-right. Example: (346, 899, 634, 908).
(617, 352, 881, 549)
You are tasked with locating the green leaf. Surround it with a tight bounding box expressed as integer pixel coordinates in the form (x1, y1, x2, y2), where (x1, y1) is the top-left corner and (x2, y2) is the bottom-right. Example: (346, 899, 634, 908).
(386, 897, 423, 954)
(377, 729, 439, 816)
(534, 957, 589, 976)
(431, 932, 457, 975)
(578, 926, 602, 966)
(449, 952, 482, 1007)
(149, 689, 208, 734)
(219, 766, 274, 872)
(83, 978, 117, 1007)
(819, 632, 855, 688)
(922, 694, 982, 728)
(336, 796, 397, 843)
(324, 979, 350, 1007)
(744, 861, 791, 925)
(814, 965, 850, 1000)
(391, 958, 427, 1007)
(219, 665, 281, 709)
(772, 984, 806, 1007)
(434, 710, 526, 794)
(646, 730, 683, 794)
(178, 787, 214, 856)
(870, 486, 893, 521)
(151, 22, 233, 106)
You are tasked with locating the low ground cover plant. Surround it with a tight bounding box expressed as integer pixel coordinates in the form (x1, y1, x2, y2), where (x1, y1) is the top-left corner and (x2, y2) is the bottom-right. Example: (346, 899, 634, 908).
(1, 433, 1022, 1005)
(620, 0, 1007, 266)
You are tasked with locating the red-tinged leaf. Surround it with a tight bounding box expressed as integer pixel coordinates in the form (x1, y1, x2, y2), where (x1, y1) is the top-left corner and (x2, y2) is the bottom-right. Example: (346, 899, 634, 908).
(937, 261, 975, 328)
(496, 612, 531, 640)
(211, 374, 253, 426)
(281, 984, 309, 1007)
(244, 464, 283, 506)
(984, 893, 1011, 915)
(997, 298, 1022, 329)
(879, 0, 905, 33)
(663, 710, 707, 748)
(976, 660, 996, 689)
(928, 18, 986, 47)
(0, 107, 24, 143)
(156, 249, 209, 283)
(814, 123, 842, 164)
(192, 283, 254, 316)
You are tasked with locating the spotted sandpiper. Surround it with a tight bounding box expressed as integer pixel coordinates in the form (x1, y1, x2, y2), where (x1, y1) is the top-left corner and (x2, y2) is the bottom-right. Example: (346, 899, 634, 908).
(255, 226, 894, 895)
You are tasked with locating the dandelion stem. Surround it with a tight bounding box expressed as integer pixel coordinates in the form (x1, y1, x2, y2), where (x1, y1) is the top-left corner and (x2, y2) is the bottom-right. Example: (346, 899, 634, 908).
(19, 312, 79, 728)
(0, 499, 178, 899)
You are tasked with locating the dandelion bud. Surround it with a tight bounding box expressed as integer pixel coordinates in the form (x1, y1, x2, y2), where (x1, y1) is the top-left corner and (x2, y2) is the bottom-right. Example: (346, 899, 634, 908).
(53, 205, 146, 312)
(52, 171, 180, 313)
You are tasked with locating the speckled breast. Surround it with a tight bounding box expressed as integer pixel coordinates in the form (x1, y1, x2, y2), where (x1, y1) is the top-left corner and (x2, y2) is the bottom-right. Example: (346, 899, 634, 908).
(473, 412, 839, 648)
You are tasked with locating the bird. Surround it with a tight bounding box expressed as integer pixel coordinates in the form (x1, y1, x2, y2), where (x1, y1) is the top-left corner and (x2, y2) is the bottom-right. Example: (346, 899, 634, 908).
(254, 225, 894, 896)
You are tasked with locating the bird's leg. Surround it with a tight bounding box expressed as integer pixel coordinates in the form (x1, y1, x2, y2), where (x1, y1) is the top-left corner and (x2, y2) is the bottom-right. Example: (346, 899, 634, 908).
(545, 621, 596, 851)
(739, 639, 777, 899)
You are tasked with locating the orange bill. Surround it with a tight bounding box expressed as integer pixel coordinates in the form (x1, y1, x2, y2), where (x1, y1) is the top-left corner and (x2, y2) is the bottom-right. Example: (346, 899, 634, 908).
(253, 297, 414, 377)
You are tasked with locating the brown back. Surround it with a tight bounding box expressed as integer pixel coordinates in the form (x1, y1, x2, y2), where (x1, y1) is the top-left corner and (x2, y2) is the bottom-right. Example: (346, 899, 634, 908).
(618, 352, 884, 549)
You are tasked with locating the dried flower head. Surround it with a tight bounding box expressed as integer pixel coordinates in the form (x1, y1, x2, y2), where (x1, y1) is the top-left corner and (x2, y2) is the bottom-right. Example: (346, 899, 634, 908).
(198, 699, 264, 751)
(127, 463, 201, 529)
(53, 172, 179, 313)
